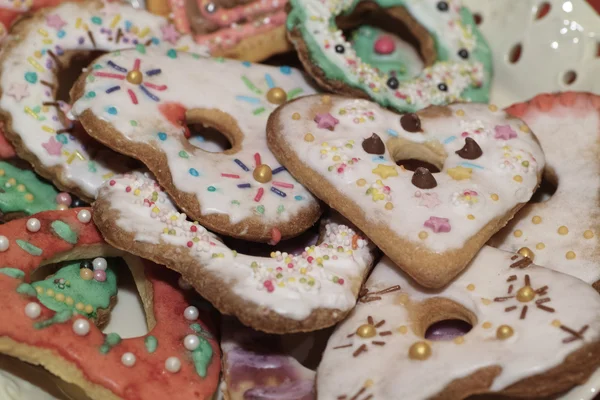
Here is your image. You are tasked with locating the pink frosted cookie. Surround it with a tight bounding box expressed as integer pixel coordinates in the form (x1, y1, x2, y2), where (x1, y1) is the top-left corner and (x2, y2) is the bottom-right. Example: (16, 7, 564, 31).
(489, 92, 600, 289)
(0, 0, 206, 202)
(0, 209, 220, 400)
(92, 172, 376, 333)
(317, 246, 600, 399)
(71, 49, 322, 241)
(267, 95, 545, 288)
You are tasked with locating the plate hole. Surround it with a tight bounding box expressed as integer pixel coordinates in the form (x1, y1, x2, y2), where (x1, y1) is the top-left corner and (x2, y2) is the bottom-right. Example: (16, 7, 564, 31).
(563, 70, 577, 85)
(535, 2, 551, 19)
(395, 159, 441, 173)
(508, 43, 523, 63)
(187, 125, 232, 153)
(473, 13, 483, 25)
(425, 319, 473, 341)
(529, 172, 558, 203)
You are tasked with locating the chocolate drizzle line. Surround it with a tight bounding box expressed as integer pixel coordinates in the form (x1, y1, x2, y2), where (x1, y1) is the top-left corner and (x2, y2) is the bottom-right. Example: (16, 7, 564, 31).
(359, 285, 401, 303)
(353, 344, 367, 357)
(375, 320, 386, 328)
(87, 30, 97, 48)
(536, 298, 551, 304)
(525, 274, 531, 286)
(379, 331, 392, 336)
(507, 275, 517, 282)
(42, 101, 60, 107)
(494, 296, 514, 302)
(510, 258, 533, 269)
(333, 344, 353, 349)
(372, 341, 386, 346)
(520, 306, 528, 319)
(505, 306, 517, 312)
(511, 255, 519, 260)
(367, 316, 374, 325)
(535, 286, 549, 294)
(41, 80, 54, 89)
(537, 304, 555, 313)
(116, 28, 123, 44)
(560, 324, 589, 343)
(508, 284, 513, 294)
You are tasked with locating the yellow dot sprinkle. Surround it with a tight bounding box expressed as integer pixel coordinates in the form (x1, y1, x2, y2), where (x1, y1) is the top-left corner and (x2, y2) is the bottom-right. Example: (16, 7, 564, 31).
(385, 202, 394, 210)
(65, 297, 74, 306)
(514, 230, 523, 238)
(321, 142, 328, 147)
(552, 320, 561, 327)
(321, 95, 332, 104)
(333, 155, 341, 162)
(466, 284, 475, 291)
(519, 124, 530, 133)
(304, 133, 314, 142)
(532, 216, 542, 224)
(55, 293, 65, 302)
(134, 189, 141, 196)
(397, 326, 408, 334)
(584, 230, 594, 239)
(396, 293, 410, 305)
(16, 184, 26, 192)
(513, 175, 523, 183)
(536, 242, 546, 250)
(7, 178, 16, 185)
(467, 214, 475, 220)
(487, 104, 498, 111)
(84, 304, 94, 314)
(418, 231, 428, 240)
(491, 194, 499, 201)
(558, 226, 569, 235)
(35, 286, 43, 294)
(481, 298, 492, 305)
(75, 303, 85, 311)
(46, 289, 54, 297)
(24, 194, 34, 202)
(356, 179, 366, 187)
(364, 379, 374, 388)
(455, 109, 465, 116)
(292, 112, 301, 120)
(482, 322, 492, 329)
(0, 169, 4, 177)
(566, 251, 576, 260)
(453, 336, 465, 345)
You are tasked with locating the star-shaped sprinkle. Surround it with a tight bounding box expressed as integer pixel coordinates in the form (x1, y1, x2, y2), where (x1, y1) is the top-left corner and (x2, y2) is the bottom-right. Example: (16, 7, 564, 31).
(41, 136, 62, 156)
(447, 166, 472, 180)
(314, 113, 339, 130)
(424, 216, 451, 233)
(6, 83, 29, 102)
(372, 164, 398, 179)
(46, 14, 66, 30)
(161, 24, 181, 44)
(494, 125, 517, 140)
(415, 191, 441, 208)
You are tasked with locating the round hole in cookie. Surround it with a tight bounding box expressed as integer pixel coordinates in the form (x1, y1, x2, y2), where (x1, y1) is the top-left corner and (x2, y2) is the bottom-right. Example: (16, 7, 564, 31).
(508, 43, 523, 64)
(55, 50, 107, 106)
(411, 298, 478, 339)
(425, 319, 473, 341)
(529, 169, 558, 203)
(395, 159, 441, 173)
(186, 125, 233, 153)
(535, 2, 551, 20)
(562, 70, 577, 86)
(387, 137, 446, 173)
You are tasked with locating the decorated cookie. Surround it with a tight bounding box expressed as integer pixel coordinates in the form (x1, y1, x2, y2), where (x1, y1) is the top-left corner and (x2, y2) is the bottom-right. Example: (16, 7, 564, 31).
(286, 0, 492, 113)
(0, 0, 207, 202)
(0, 209, 220, 400)
(489, 92, 600, 289)
(267, 95, 545, 288)
(92, 172, 376, 333)
(318, 246, 600, 399)
(71, 50, 322, 241)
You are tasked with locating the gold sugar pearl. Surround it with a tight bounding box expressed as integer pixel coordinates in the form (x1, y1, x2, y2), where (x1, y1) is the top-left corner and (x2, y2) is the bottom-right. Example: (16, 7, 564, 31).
(356, 324, 377, 338)
(397, 326, 408, 334)
(16, 184, 26, 192)
(552, 320, 561, 327)
(496, 325, 514, 339)
(531, 216, 542, 224)
(55, 293, 65, 302)
(481, 298, 492, 305)
(24, 194, 34, 201)
(253, 164, 272, 183)
(46, 289, 54, 297)
(488, 104, 498, 112)
(266, 87, 287, 105)
(466, 284, 475, 291)
(536, 243, 545, 250)
(418, 231, 428, 240)
(566, 251, 576, 260)
(292, 112, 301, 120)
(513, 230, 523, 238)
(516, 286, 535, 302)
(80, 268, 94, 281)
(491, 193, 499, 201)
(84, 304, 94, 314)
(385, 202, 394, 210)
(35, 286, 43, 294)
(321, 95, 332, 104)
(482, 322, 492, 329)
(519, 125, 530, 133)
(304, 133, 314, 142)
(356, 179, 366, 187)
(57, 204, 69, 211)
(456, 109, 465, 116)
(408, 341, 432, 360)
(0, 169, 4, 177)
(584, 230, 594, 239)
(453, 336, 465, 345)
(513, 175, 523, 183)
(75, 302, 85, 311)
(126, 70, 143, 85)
(65, 297, 74, 306)
(558, 226, 569, 235)
(467, 214, 475, 220)
(517, 247, 534, 261)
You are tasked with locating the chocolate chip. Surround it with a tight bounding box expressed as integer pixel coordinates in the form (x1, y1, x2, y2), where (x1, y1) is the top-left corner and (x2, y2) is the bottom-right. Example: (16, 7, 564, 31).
(400, 113, 422, 132)
(455, 137, 483, 160)
(411, 167, 437, 189)
(362, 133, 386, 155)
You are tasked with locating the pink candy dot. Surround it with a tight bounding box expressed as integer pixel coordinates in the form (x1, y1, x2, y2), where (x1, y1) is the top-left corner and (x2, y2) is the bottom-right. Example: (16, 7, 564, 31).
(94, 270, 107, 282)
(56, 192, 72, 206)
(374, 35, 395, 55)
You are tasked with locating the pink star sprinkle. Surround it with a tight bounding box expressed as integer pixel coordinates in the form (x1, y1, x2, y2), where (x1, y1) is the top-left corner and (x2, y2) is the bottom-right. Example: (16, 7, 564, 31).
(314, 113, 339, 130)
(41, 136, 62, 156)
(494, 125, 517, 140)
(6, 83, 29, 102)
(424, 216, 451, 233)
(46, 14, 66, 30)
(415, 191, 441, 209)
(161, 24, 181, 44)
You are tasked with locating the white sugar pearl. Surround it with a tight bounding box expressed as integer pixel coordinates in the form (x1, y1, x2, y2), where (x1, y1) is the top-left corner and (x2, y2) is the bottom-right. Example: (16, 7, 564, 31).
(121, 352, 136, 367)
(183, 306, 199, 321)
(72, 319, 90, 336)
(26, 218, 41, 232)
(183, 334, 200, 351)
(0, 236, 9, 252)
(178, 276, 192, 290)
(77, 210, 92, 223)
(165, 356, 181, 373)
(92, 257, 107, 271)
(24, 302, 41, 319)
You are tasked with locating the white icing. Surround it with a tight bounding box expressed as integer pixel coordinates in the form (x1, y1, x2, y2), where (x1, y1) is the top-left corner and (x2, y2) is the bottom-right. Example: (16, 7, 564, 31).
(318, 246, 600, 399)
(0, 0, 208, 199)
(490, 94, 600, 285)
(71, 49, 319, 225)
(272, 96, 545, 253)
(96, 172, 374, 321)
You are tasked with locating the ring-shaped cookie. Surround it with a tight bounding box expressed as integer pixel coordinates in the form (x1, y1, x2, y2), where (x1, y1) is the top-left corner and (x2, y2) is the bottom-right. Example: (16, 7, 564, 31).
(0, 209, 220, 400)
(318, 246, 600, 399)
(286, 0, 493, 113)
(0, 0, 205, 202)
(71, 50, 322, 241)
(92, 172, 376, 333)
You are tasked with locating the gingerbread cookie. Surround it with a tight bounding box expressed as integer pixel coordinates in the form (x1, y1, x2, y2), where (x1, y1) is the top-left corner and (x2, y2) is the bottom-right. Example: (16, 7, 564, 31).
(0, 129, 16, 159)
(286, 0, 492, 113)
(92, 172, 376, 333)
(489, 92, 600, 289)
(267, 95, 545, 288)
(71, 50, 321, 241)
(318, 246, 600, 399)
(0, 0, 206, 202)
(0, 209, 220, 400)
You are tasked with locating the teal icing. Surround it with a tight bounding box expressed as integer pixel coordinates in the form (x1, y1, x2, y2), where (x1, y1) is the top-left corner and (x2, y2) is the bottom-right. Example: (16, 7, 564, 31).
(16, 283, 37, 297)
(33, 309, 73, 329)
(191, 336, 213, 378)
(50, 221, 78, 244)
(145, 335, 158, 353)
(0, 268, 25, 279)
(16, 240, 42, 256)
(189, 323, 214, 339)
(0, 161, 58, 216)
(100, 333, 122, 354)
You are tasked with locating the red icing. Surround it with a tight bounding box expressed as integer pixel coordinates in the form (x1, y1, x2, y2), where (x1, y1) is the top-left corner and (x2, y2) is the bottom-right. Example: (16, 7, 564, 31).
(505, 92, 600, 119)
(158, 102, 190, 138)
(0, 126, 16, 159)
(373, 35, 395, 55)
(0, 209, 220, 399)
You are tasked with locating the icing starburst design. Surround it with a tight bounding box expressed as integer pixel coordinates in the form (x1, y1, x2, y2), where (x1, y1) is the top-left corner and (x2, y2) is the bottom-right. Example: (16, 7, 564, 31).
(93, 58, 168, 105)
(493, 273, 554, 320)
(333, 315, 393, 357)
(235, 67, 304, 115)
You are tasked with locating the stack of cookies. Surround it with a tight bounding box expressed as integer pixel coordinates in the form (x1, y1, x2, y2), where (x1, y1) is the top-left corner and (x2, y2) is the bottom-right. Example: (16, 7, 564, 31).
(0, 0, 598, 399)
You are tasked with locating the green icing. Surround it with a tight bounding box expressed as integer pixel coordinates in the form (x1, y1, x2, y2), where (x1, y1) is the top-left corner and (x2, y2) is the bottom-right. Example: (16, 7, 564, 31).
(0, 267, 25, 279)
(0, 161, 58, 215)
(145, 335, 158, 353)
(16, 283, 37, 297)
(190, 323, 214, 339)
(100, 333, 122, 354)
(34, 309, 73, 329)
(191, 336, 213, 378)
(16, 240, 42, 256)
(50, 220, 78, 244)
(32, 260, 117, 319)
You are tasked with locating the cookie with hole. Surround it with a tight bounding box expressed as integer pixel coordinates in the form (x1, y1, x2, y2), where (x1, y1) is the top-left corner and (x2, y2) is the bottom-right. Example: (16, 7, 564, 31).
(0, 208, 221, 400)
(317, 246, 600, 399)
(286, 0, 493, 113)
(71, 49, 323, 242)
(266, 95, 545, 288)
(489, 92, 600, 290)
(91, 172, 377, 334)
(0, 0, 207, 203)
